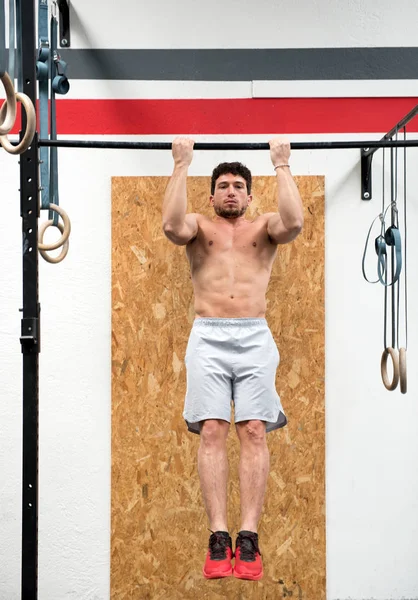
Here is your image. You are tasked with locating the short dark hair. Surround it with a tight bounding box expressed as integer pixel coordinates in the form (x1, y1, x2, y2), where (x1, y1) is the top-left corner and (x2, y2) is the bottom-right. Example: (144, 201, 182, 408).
(211, 162, 252, 195)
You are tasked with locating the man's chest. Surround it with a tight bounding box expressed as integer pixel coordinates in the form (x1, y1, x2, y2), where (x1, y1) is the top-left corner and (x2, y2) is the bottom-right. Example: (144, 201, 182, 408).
(187, 221, 276, 265)
(199, 222, 267, 252)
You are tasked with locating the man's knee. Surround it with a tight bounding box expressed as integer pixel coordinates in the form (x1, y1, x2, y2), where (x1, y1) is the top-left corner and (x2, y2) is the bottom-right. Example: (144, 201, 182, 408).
(199, 419, 230, 446)
(236, 420, 267, 445)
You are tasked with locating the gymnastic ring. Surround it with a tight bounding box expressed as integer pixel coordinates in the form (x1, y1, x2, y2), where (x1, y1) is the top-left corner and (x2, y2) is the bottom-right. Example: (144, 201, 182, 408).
(380, 347, 399, 391)
(0, 92, 36, 155)
(0, 72, 17, 135)
(399, 347, 407, 394)
(38, 204, 71, 251)
(38, 220, 69, 264)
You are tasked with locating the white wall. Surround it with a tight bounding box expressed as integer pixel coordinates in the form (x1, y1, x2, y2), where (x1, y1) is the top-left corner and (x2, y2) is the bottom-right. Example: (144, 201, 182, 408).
(70, 0, 418, 49)
(1, 1, 418, 599)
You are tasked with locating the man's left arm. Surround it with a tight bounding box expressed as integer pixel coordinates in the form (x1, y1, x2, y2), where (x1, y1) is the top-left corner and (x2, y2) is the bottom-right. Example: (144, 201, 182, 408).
(267, 137, 304, 244)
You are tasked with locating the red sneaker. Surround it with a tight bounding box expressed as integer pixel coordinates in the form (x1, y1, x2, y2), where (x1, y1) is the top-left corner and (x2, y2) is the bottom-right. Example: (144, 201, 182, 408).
(233, 530, 263, 581)
(203, 531, 233, 579)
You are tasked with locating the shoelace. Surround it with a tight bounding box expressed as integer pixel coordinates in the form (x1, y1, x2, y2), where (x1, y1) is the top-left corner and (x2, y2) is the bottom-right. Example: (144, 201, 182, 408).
(237, 534, 261, 561)
(208, 530, 230, 560)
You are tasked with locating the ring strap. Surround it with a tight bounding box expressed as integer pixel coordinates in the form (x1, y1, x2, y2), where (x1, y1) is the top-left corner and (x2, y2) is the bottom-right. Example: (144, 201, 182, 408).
(362, 214, 382, 284)
(0, 0, 6, 75)
(37, 0, 50, 209)
(49, 15, 70, 225)
(8, 0, 14, 83)
(14, 0, 21, 90)
(376, 226, 402, 288)
(49, 16, 59, 224)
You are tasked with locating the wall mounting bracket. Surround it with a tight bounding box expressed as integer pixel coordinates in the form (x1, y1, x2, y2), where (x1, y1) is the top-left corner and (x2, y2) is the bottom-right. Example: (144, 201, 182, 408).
(361, 148, 373, 200)
(360, 103, 418, 201)
(56, 0, 70, 48)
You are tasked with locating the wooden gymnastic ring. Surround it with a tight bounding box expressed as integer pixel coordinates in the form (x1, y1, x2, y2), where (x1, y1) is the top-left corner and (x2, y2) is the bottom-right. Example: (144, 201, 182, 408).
(381, 347, 399, 391)
(38, 220, 69, 264)
(399, 347, 407, 394)
(0, 92, 36, 154)
(0, 72, 17, 135)
(38, 204, 71, 251)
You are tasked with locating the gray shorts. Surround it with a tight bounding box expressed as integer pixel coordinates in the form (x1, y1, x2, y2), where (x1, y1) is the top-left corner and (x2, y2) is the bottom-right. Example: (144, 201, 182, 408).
(183, 317, 287, 435)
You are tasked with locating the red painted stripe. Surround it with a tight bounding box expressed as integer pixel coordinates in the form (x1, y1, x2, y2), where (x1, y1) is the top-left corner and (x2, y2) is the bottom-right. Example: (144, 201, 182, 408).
(8, 98, 418, 135)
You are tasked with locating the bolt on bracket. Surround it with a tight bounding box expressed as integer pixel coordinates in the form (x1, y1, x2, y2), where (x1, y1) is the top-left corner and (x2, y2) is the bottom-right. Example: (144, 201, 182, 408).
(57, 0, 71, 48)
(361, 148, 373, 200)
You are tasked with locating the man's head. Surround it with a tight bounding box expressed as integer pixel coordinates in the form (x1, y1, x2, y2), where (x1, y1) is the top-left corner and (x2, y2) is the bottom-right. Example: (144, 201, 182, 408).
(210, 162, 252, 219)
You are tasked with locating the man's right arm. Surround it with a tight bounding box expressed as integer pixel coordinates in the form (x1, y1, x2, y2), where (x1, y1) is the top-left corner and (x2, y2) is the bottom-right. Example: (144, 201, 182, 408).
(162, 138, 198, 246)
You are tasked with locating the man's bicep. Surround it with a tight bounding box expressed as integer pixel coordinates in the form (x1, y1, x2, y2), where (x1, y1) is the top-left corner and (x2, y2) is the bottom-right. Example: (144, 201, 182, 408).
(184, 213, 199, 239)
(266, 212, 300, 245)
(164, 213, 199, 246)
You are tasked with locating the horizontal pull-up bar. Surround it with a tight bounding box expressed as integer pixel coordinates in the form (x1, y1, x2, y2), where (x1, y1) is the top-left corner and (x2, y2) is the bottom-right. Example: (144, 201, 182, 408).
(36, 139, 418, 150)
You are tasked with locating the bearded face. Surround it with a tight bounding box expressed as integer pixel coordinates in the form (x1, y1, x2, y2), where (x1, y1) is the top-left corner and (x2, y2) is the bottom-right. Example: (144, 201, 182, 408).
(213, 203, 248, 219)
(210, 174, 251, 219)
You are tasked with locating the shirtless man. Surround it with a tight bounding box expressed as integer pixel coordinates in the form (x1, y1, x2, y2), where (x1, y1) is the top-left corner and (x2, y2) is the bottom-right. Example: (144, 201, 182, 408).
(162, 137, 303, 581)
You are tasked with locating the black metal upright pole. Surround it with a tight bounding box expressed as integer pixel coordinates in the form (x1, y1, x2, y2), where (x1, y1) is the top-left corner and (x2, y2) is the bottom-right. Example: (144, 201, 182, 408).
(19, 0, 40, 598)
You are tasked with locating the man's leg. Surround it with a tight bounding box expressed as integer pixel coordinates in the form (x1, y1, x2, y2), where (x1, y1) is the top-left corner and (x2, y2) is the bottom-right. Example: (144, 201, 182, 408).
(198, 419, 230, 531)
(233, 419, 268, 580)
(235, 419, 269, 532)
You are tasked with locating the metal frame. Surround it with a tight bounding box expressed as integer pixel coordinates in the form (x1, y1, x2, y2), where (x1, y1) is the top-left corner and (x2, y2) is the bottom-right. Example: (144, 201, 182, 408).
(19, 1, 39, 599)
(56, 0, 70, 47)
(38, 138, 418, 151)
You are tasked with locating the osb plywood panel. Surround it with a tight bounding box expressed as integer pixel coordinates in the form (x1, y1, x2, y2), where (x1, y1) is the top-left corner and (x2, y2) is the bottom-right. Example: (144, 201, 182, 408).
(111, 175, 325, 600)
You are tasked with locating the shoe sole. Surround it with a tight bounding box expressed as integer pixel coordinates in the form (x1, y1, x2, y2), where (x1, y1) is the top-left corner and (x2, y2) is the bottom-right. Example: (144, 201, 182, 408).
(203, 567, 233, 579)
(233, 568, 263, 581)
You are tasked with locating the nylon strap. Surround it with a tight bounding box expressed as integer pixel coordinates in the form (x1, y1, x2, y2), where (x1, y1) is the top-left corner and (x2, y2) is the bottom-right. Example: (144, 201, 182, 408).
(14, 0, 21, 90)
(402, 128, 408, 351)
(361, 213, 385, 284)
(383, 148, 395, 351)
(37, 8, 70, 220)
(0, 0, 6, 75)
(49, 15, 59, 224)
(382, 141, 404, 356)
(49, 14, 70, 224)
(50, 15, 65, 225)
(37, 0, 50, 209)
(8, 0, 14, 82)
(377, 225, 402, 287)
(361, 201, 401, 287)
(38, 0, 48, 40)
(390, 146, 397, 350)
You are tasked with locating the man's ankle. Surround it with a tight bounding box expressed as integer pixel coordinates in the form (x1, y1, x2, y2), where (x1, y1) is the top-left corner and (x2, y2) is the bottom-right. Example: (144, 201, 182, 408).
(239, 526, 257, 534)
(210, 527, 229, 533)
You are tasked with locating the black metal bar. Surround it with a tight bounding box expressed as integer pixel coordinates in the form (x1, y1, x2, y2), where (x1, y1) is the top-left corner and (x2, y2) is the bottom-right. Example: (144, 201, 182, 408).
(361, 150, 373, 200)
(360, 104, 418, 199)
(363, 104, 418, 158)
(56, 0, 70, 47)
(19, 0, 40, 598)
(34, 138, 418, 150)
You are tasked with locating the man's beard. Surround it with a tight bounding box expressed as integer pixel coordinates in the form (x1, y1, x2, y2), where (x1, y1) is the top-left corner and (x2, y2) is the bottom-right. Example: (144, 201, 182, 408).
(214, 204, 247, 219)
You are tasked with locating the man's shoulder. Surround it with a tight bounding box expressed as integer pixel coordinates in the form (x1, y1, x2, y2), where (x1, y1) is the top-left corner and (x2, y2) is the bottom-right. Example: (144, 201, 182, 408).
(189, 213, 213, 226)
(248, 212, 275, 227)
(187, 212, 209, 220)
(189, 213, 275, 229)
